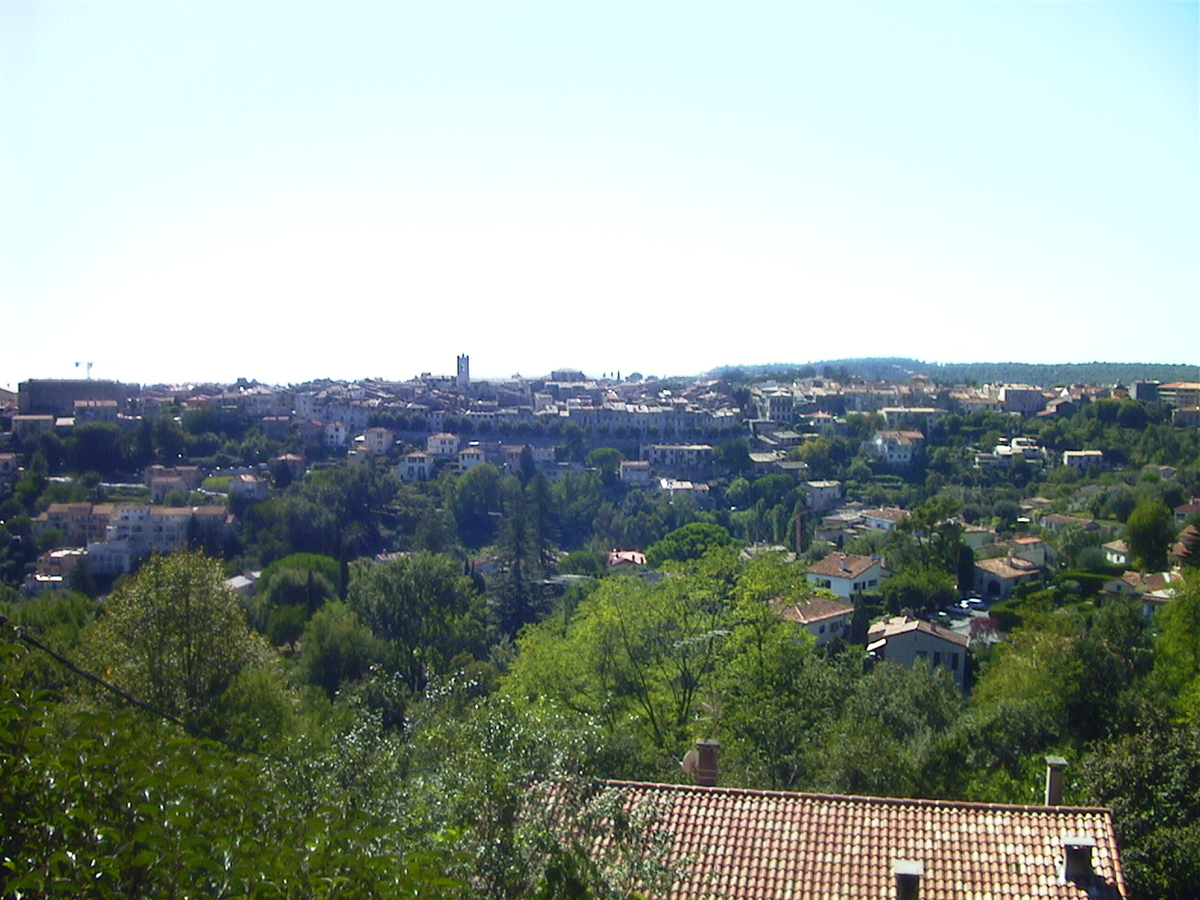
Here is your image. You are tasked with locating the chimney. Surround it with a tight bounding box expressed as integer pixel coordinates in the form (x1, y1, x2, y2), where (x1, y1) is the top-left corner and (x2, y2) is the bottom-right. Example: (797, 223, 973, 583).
(893, 859, 924, 900)
(696, 739, 720, 787)
(1044, 755, 1067, 805)
(1061, 835, 1095, 885)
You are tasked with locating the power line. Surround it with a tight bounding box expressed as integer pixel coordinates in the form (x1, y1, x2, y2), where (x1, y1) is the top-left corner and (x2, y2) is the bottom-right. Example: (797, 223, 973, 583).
(3, 618, 289, 764)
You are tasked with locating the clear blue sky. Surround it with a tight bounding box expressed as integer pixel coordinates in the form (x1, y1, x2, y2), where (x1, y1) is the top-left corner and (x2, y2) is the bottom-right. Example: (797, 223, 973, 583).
(2, 1, 1196, 387)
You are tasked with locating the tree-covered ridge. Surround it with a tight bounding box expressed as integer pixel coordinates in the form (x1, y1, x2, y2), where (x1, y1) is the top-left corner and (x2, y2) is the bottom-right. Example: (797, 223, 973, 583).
(714, 358, 1200, 386)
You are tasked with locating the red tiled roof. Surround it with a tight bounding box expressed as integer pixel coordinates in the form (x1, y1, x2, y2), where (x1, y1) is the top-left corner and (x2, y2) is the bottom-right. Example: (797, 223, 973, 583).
(868, 615, 969, 648)
(556, 780, 1125, 900)
(975, 556, 1040, 580)
(776, 595, 854, 625)
(807, 553, 880, 579)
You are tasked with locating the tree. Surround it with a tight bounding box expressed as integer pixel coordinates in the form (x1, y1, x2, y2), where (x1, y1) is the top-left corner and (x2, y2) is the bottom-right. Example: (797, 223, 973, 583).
(450, 463, 504, 548)
(347, 552, 487, 693)
(81, 550, 271, 732)
(1081, 719, 1200, 900)
(1125, 498, 1174, 572)
(1153, 572, 1200, 720)
(586, 447, 623, 488)
(645, 522, 736, 568)
(299, 600, 386, 697)
(504, 564, 733, 765)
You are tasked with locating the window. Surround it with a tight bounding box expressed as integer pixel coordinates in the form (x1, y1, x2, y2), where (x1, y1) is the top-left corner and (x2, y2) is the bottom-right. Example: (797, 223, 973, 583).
(933, 651, 941, 666)
(949, 653, 959, 670)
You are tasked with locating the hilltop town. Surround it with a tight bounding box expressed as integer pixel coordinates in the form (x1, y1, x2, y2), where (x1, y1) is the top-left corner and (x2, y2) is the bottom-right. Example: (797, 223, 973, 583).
(3, 358, 1198, 587)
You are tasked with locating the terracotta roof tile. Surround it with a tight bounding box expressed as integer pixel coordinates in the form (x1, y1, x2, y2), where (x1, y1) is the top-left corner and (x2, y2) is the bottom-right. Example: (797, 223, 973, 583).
(545, 780, 1125, 900)
(775, 596, 854, 625)
(807, 553, 881, 579)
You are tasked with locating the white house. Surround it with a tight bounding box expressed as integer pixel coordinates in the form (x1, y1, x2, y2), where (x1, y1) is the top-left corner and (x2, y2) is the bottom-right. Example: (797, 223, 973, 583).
(397, 451, 434, 483)
(777, 595, 855, 646)
(457, 444, 487, 472)
(870, 431, 924, 468)
(861, 507, 908, 532)
(426, 432, 460, 457)
(805, 553, 888, 599)
(867, 616, 970, 691)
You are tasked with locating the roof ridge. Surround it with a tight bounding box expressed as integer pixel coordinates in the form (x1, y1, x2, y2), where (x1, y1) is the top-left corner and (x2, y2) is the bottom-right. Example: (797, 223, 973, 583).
(600, 779, 1114, 814)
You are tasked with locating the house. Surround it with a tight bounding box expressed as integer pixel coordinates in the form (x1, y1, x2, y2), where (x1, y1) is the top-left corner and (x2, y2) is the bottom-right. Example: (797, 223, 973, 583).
(867, 615, 970, 691)
(73, 399, 119, 423)
(1102, 570, 1180, 618)
(1040, 513, 1098, 534)
(961, 523, 995, 550)
(1171, 523, 1198, 567)
(271, 453, 307, 481)
(806, 553, 887, 599)
(775, 595, 854, 646)
(1102, 540, 1129, 568)
(658, 479, 712, 507)
(324, 420, 349, 448)
(457, 444, 487, 472)
(1000, 384, 1050, 415)
(861, 507, 908, 532)
(34, 503, 114, 547)
(1174, 499, 1200, 524)
(544, 767, 1127, 900)
(1007, 535, 1056, 568)
(870, 430, 924, 468)
(974, 555, 1041, 600)
(608, 549, 647, 568)
(803, 480, 843, 511)
(11, 414, 55, 440)
(397, 450, 434, 483)
(228, 473, 269, 502)
(426, 432, 460, 457)
(359, 426, 395, 455)
(619, 459, 652, 484)
(1063, 449, 1105, 470)
(643, 444, 714, 476)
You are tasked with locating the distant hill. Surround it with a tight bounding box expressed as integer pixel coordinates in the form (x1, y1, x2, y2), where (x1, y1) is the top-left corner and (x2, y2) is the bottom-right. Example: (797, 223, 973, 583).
(711, 358, 1200, 388)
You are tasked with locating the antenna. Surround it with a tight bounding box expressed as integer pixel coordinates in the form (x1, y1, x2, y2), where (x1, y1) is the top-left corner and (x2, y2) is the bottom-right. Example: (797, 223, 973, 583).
(681, 749, 700, 774)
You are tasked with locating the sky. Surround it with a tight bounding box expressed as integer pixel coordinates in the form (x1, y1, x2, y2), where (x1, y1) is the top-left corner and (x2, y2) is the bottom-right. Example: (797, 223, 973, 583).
(2, 1, 1196, 388)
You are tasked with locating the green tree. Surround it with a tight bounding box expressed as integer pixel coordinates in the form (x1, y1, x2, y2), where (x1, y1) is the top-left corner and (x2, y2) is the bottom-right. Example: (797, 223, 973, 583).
(450, 463, 504, 548)
(586, 447, 624, 488)
(81, 550, 272, 734)
(1153, 572, 1200, 720)
(505, 551, 741, 766)
(347, 552, 487, 694)
(299, 600, 386, 697)
(645, 522, 736, 568)
(1125, 498, 1174, 571)
(1081, 719, 1200, 900)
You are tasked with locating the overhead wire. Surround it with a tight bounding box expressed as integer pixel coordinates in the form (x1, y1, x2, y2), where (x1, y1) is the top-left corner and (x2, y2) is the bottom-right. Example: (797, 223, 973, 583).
(2, 616, 289, 764)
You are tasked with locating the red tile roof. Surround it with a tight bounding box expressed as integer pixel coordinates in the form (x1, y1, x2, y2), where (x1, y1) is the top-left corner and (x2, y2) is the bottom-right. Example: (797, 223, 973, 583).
(775, 595, 854, 625)
(868, 615, 969, 648)
(975, 556, 1041, 580)
(557, 780, 1126, 900)
(807, 553, 881, 579)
